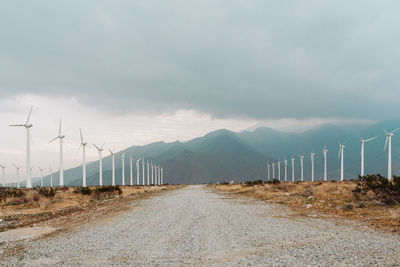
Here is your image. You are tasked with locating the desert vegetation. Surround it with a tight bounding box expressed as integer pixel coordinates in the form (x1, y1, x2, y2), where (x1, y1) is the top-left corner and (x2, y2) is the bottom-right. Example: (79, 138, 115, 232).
(210, 175, 400, 234)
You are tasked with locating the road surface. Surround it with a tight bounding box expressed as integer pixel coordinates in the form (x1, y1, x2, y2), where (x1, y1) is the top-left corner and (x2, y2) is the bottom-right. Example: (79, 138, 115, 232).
(2, 185, 399, 266)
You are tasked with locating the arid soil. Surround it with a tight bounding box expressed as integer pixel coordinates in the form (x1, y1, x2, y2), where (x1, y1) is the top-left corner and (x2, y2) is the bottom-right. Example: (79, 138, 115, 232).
(209, 181, 400, 234)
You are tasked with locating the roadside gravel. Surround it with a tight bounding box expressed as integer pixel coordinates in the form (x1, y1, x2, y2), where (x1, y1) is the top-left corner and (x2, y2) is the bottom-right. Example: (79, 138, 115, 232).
(1, 185, 399, 266)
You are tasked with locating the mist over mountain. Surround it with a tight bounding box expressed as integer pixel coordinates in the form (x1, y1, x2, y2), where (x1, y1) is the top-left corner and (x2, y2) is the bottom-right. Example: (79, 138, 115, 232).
(32, 119, 400, 186)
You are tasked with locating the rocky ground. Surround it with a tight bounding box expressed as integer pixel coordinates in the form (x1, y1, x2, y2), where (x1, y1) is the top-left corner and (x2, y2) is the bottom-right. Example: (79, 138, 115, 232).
(1, 185, 399, 266)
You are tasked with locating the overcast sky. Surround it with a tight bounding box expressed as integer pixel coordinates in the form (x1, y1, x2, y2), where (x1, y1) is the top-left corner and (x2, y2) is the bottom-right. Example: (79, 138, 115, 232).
(0, 1, 399, 180)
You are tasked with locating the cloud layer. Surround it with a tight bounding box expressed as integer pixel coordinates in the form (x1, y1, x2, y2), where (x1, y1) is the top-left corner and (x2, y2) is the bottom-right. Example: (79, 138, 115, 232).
(1, 1, 399, 120)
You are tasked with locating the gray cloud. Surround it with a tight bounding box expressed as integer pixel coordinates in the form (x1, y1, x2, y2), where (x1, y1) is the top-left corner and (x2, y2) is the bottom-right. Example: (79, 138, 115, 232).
(0, 0, 399, 119)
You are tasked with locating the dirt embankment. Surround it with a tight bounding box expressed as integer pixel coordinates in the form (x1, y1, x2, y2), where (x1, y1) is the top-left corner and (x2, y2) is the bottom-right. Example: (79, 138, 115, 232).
(0, 185, 181, 233)
(209, 181, 400, 234)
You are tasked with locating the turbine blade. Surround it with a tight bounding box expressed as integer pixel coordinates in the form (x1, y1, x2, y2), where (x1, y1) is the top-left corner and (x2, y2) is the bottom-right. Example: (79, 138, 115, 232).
(93, 144, 100, 150)
(383, 128, 388, 135)
(49, 136, 59, 143)
(384, 136, 389, 151)
(59, 118, 62, 135)
(80, 128, 83, 143)
(365, 136, 377, 142)
(77, 144, 82, 154)
(9, 124, 25, 127)
(392, 128, 400, 134)
(26, 106, 33, 124)
(109, 149, 113, 154)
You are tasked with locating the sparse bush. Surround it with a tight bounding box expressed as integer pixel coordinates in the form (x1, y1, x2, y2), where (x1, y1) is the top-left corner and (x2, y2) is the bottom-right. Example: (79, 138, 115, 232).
(272, 179, 280, 185)
(79, 187, 92, 195)
(37, 187, 56, 198)
(0, 189, 25, 202)
(341, 203, 354, 211)
(93, 186, 122, 199)
(244, 180, 264, 187)
(5, 197, 28, 206)
(32, 194, 40, 202)
(354, 174, 400, 205)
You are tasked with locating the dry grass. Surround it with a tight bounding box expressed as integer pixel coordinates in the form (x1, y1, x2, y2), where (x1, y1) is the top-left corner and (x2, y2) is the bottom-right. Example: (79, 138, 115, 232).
(0, 185, 181, 232)
(209, 181, 400, 234)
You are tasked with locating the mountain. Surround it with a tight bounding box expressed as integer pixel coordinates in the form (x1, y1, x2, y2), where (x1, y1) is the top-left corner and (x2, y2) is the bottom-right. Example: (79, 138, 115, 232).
(31, 119, 400, 185)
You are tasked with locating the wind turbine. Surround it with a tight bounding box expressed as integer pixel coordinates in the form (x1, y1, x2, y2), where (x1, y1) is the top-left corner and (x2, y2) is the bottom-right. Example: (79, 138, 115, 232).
(277, 160, 281, 181)
(299, 155, 304, 181)
(310, 152, 315, 182)
(151, 162, 154, 185)
(9, 106, 33, 188)
(155, 165, 158, 185)
(147, 161, 150, 186)
(49, 118, 65, 186)
(142, 159, 145, 185)
(0, 164, 5, 187)
(79, 129, 88, 187)
(284, 159, 288, 182)
(121, 153, 126, 186)
(360, 136, 377, 177)
(323, 145, 328, 181)
(109, 148, 116, 186)
(38, 167, 44, 187)
(129, 154, 133, 186)
(338, 144, 345, 181)
(12, 163, 21, 189)
(384, 129, 399, 180)
(49, 166, 53, 187)
(135, 157, 140, 185)
(93, 143, 105, 186)
(161, 168, 164, 185)
(291, 157, 295, 182)
(267, 161, 270, 181)
(272, 162, 275, 179)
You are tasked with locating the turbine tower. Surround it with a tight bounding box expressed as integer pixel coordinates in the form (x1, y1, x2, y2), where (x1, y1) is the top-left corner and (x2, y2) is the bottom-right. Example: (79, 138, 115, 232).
(338, 144, 345, 181)
(93, 143, 105, 186)
(142, 159, 145, 185)
(272, 162, 275, 179)
(360, 136, 377, 177)
(277, 160, 281, 181)
(9, 106, 33, 188)
(79, 129, 88, 187)
(121, 153, 126, 186)
(155, 165, 158, 185)
(0, 164, 5, 187)
(323, 146, 328, 181)
(129, 154, 133, 186)
(135, 157, 140, 185)
(299, 155, 304, 181)
(38, 167, 44, 187)
(284, 159, 288, 182)
(109, 149, 116, 186)
(147, 161, 150, 186)
(49, 118, 65, 186)
(49, 166, 53, 187)
(151, 162, 154, 185)
(291, 157, 295, 182)
(384, 129, 399, 180)
(12, 164, 21, 189)
(161, 168, 164, 185)
(310, 152, 315, 182)
(267, 162, 270, 181)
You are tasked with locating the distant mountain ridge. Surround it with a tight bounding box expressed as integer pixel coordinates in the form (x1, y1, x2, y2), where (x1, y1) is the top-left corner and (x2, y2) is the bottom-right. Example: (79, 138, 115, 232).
(32, 119, 400, 185)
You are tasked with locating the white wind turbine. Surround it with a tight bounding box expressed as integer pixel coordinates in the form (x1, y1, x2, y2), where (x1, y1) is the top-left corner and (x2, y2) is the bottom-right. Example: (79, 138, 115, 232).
(0, 164, 5, 187)
(384, 128, 399, 180)
(310, 152, 315, 182)
(142, 160, 145, 185)
(93, 143, 105, 186)
(38, 167, 44, 187)
(9, 106, 34, 188)
(272, 162, 275, 179)
(135, 157, 140, 185)
(129, 154, 133, 186)
(151, 162, 154, 185)
(277, 160, 281, 181)
(121, 153, 126, 186)
(360, 136, 377, 177)
(12, 163, 21, 189)
(109, 148, 116, 186)
(79, 129, 88, 187)
(291, 157, 295, 182)
(323, 145, 328, 181)
(299, 155, 304, 181)
(155, 165, 158, 185)
(338, 144, 345, 181)
(161, 168, 164, 185)
(49, 166, 53, 187)
(49, 118, 65, 186)
(147, 161, 150, 186)
(284, 159, 288, 182)
(267, 161, 270, 181)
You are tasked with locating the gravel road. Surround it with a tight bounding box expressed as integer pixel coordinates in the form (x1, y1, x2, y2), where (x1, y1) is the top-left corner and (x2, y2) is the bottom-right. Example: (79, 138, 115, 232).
(2, 185, 400, 266)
